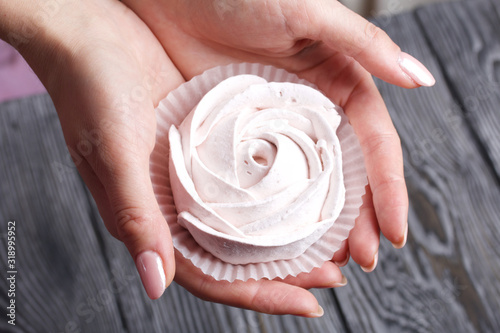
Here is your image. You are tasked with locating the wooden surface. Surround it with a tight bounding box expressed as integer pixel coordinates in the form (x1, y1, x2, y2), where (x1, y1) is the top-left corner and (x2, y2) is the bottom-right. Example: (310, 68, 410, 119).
(1, 0, 500, 332)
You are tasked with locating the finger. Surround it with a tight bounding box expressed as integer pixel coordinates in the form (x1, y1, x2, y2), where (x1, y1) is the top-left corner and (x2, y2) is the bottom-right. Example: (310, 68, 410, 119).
(278, 261, 347, 289)
(331, 239, 349, 267)
(294, 1, 435, 88)
(69, 130, 175, 300)
(342, 74, 409, 249)
(79, 127, 175, 300)
(302, 60, 408, 250)
(108, 154, 175, 299)
(349, 185, 380, 272)
(174, 252, 323, 317)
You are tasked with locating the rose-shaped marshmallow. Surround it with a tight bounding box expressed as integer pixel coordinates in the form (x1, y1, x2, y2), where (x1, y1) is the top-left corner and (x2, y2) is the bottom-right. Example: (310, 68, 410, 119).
(169, 74, 345, 265)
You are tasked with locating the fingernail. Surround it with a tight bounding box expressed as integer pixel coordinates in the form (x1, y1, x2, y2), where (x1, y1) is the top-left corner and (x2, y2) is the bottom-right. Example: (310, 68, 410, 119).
(392, 222, 408, 249)
(334, 252, 350, 267)
(136, 251, 166, 299)
(332, 275, 348, 287)
(361, 251, 379, 273)
(398, 52, 436, 87)
(308, 305, 324, 318)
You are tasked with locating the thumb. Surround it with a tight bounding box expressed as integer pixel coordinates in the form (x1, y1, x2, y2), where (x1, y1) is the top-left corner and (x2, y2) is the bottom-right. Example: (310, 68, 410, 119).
(84, 140, 176, 300)
(301, 1, 435, 88)
(108, 154, 175, 300)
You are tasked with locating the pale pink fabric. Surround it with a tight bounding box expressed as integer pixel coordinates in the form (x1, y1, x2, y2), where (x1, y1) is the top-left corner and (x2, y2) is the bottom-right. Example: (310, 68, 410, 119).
(0, 40, 46, 103)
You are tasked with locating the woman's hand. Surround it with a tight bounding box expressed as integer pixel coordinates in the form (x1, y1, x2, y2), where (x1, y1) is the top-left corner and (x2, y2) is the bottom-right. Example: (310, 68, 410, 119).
(1, 0, 346, 316)
(124, 0, 434, 285)
(1, 0, 436, 317)
(0, 0, 184, 299)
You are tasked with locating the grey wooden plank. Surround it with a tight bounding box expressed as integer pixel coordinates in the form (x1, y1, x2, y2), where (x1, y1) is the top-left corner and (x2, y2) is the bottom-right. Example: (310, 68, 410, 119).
(333, 5, 500, 333)
(415, 1, 500, 330)
(0, 95, 125, 333)
(417, 0, 500, 178)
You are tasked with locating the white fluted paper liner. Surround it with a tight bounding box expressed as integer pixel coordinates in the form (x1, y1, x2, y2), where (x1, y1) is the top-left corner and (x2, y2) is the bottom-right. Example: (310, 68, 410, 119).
(150, 63, 368, 281)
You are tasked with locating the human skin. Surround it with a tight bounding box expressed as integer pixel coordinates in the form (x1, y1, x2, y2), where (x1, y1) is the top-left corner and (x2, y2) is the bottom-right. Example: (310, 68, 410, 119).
(124, 0, 434, 291)
(0, 0, 434, 317)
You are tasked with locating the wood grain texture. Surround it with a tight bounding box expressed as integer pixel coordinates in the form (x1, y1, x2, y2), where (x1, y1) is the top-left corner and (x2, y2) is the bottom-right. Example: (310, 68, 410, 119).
(418, 0, 500, 178)
(415, 1, 500, 330)
(333, 2, 500, 332)
(0, 96, 125, 333)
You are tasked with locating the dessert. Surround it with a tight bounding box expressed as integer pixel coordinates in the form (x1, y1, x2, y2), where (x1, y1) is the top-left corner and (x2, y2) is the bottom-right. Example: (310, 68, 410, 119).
(169, 74, 345, 265)
(151, 63, 367, 281)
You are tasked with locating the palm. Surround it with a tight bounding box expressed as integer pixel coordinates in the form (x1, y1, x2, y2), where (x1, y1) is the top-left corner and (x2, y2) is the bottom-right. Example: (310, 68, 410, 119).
(116, 0, 383, 313)
(133, 5, 392, 265)
(163, 44, 352, 313)
(121, 0, 408, 314)
(52, 3, 174, 155)
(6, 0, 411, 315)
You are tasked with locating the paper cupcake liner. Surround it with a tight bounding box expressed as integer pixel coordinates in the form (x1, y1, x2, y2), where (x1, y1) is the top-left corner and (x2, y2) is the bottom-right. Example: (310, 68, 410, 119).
(150, 63, 368, 281)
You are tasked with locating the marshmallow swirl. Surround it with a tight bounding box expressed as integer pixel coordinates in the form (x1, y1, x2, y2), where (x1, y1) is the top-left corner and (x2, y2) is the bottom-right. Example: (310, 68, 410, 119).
(169, 75, 346, 265)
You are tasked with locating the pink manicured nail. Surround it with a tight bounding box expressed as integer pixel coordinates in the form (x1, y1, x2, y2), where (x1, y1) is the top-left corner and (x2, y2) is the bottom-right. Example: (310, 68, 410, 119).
(136, 251, 166, 299)
(398, 52, 436, 87)
(334, 251, 350, 267)
(361, 251, 379, 273)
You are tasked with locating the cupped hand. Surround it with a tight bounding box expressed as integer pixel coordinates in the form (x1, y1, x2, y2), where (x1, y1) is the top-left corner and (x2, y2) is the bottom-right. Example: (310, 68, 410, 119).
(125, 0, 435, 286)
(6, 0, 437, 317)
(15, 0, 183, 299)
(9, 0, 345, 316)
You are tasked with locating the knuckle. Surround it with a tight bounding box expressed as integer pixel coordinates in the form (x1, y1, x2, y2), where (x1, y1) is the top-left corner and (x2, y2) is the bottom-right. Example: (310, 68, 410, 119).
(364, 22, 382, 42)
(115, 208, 154, 244)
(361, 132, 406, 193)
(362, 132, 401, 156)
(376, 173, 406, 191)
(354, 22, 385, 56)
(370, 169, 407, 203)
(364, 22, 383, 45)
(251, 287, 287, 314)
(194, 276, 213, 301)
